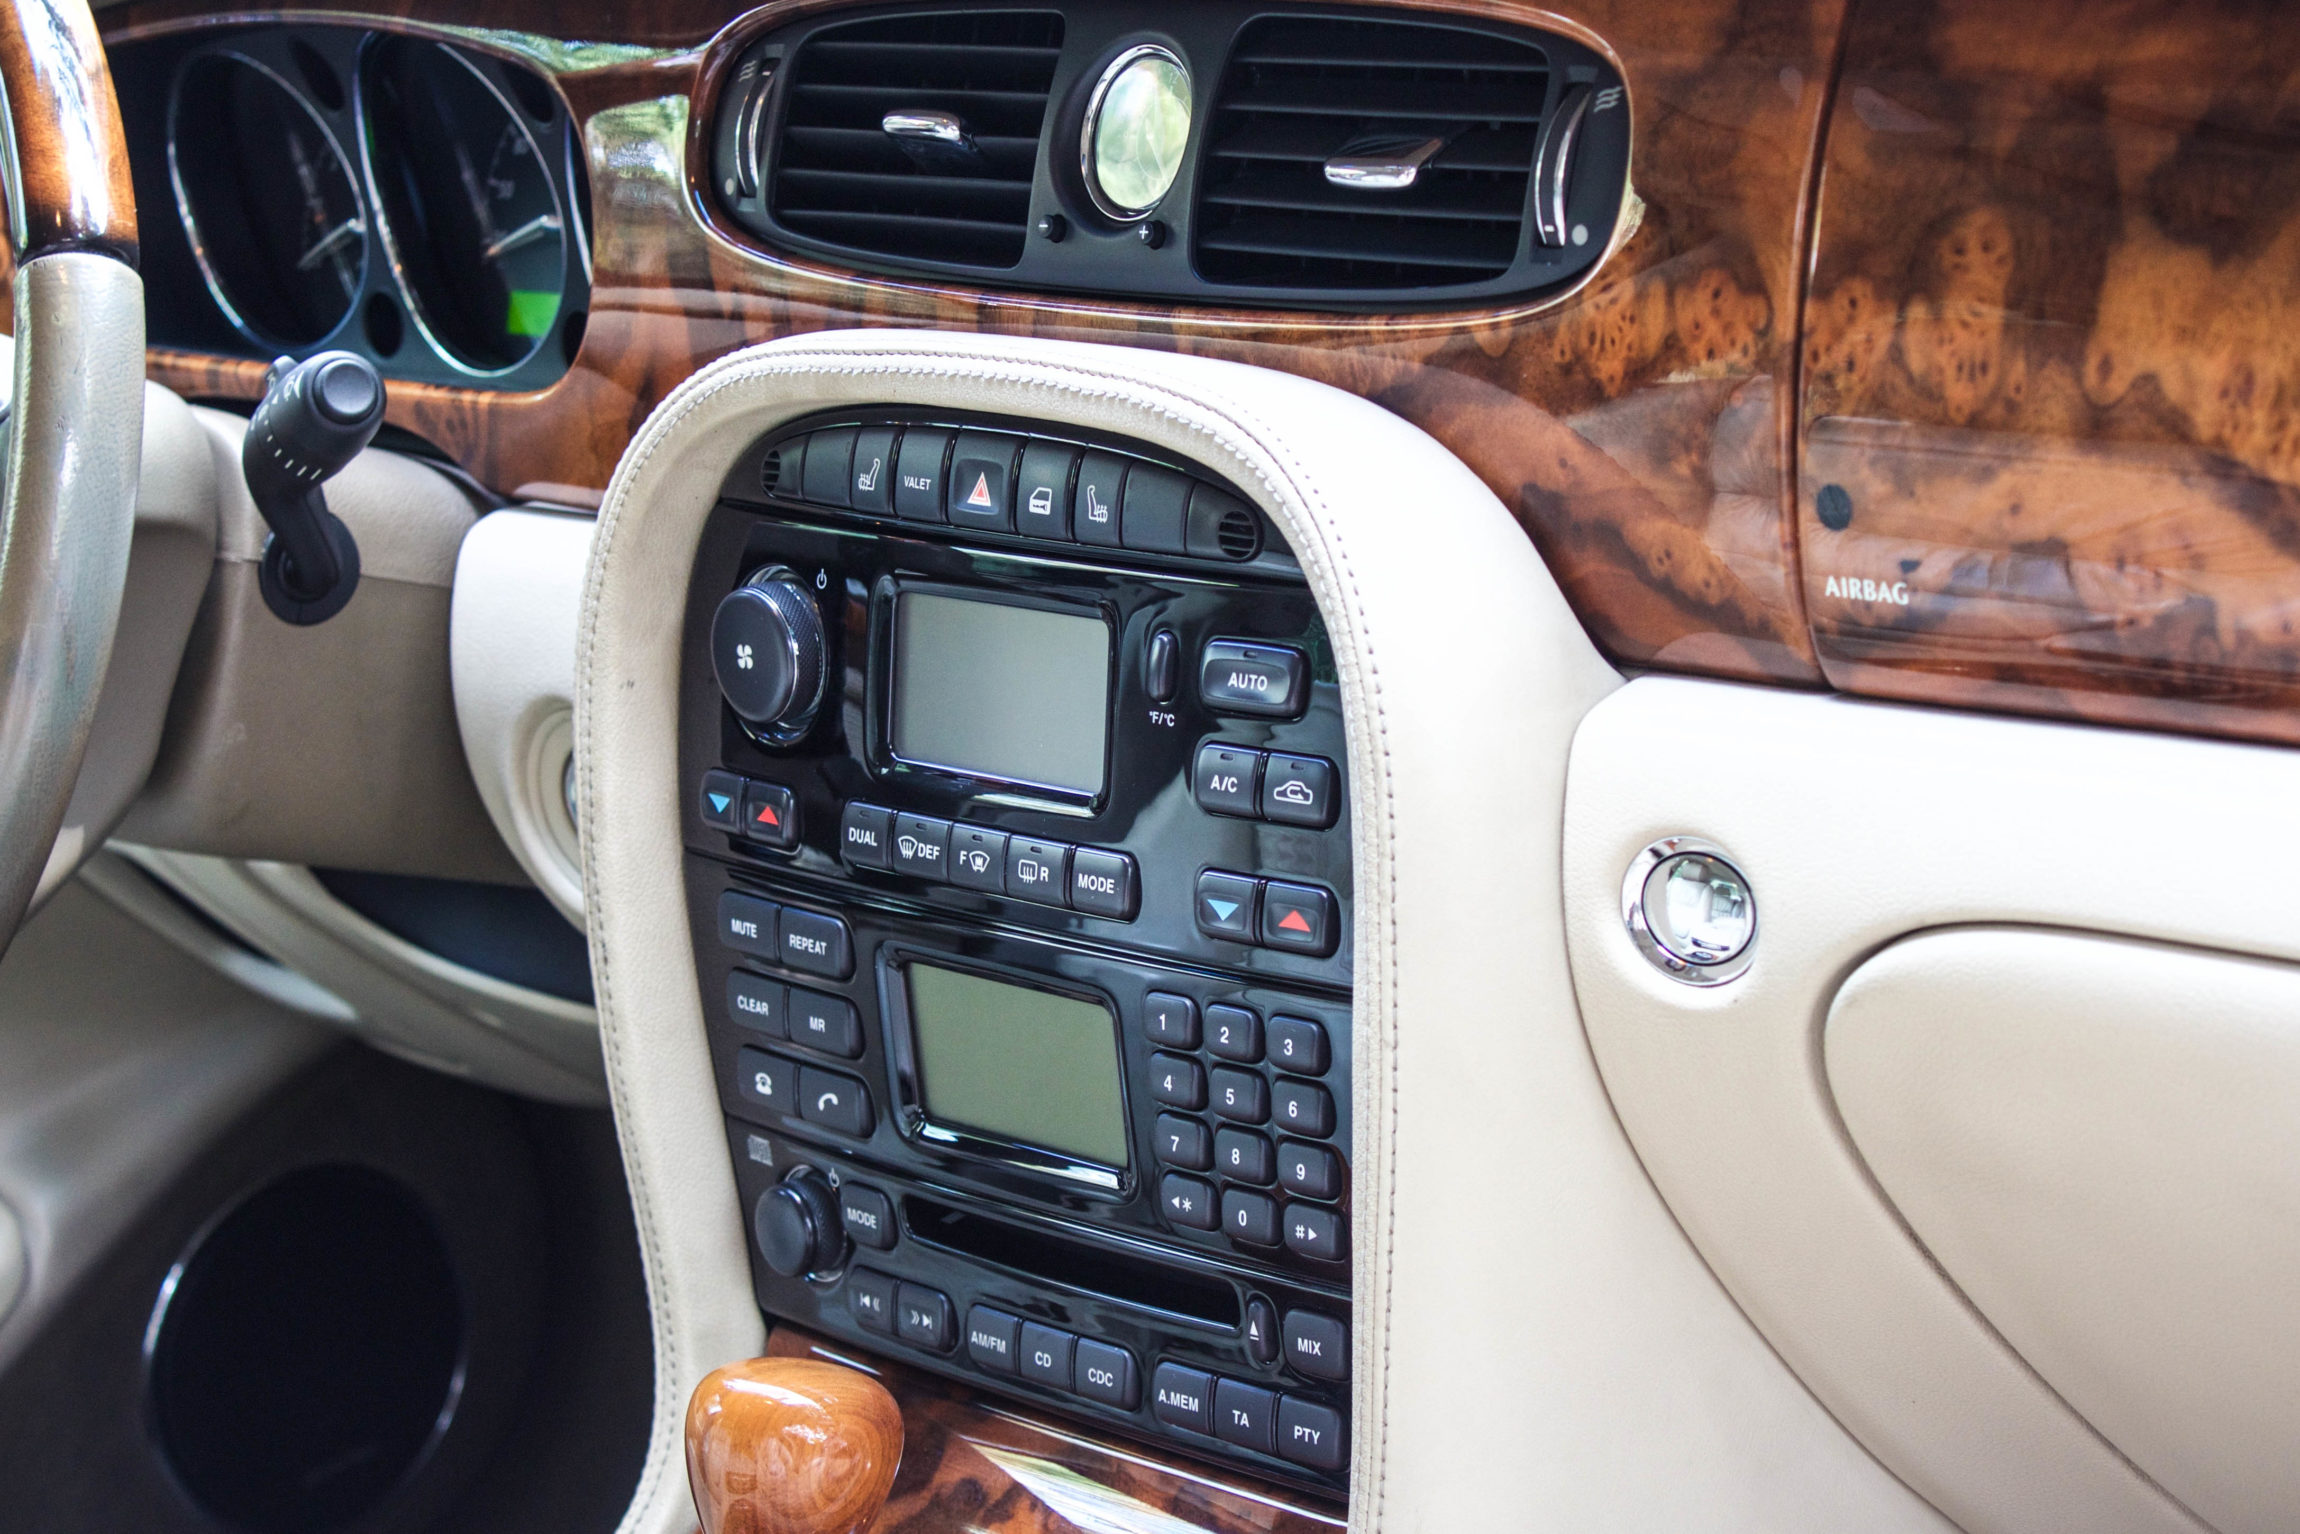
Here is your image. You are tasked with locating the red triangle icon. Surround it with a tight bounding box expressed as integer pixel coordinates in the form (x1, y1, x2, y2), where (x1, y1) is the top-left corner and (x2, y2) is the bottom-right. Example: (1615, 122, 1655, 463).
(753, 803, 780, 827)
(965, 472, 994, 507)
(1277, 907, 1311, 934)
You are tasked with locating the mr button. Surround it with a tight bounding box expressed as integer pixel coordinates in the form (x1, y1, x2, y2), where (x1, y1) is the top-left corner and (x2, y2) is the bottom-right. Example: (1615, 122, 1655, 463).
(1200, 639, 1307, 719)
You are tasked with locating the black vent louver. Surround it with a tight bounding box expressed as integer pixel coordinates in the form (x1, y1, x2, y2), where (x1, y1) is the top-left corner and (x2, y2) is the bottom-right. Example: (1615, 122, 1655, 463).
(1195, 16, 1551, 290)
(769, 11, 1063, 270)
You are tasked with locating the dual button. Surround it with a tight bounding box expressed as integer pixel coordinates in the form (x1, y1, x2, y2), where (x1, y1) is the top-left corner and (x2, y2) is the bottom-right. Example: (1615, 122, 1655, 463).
(841, 803, 1138, 920)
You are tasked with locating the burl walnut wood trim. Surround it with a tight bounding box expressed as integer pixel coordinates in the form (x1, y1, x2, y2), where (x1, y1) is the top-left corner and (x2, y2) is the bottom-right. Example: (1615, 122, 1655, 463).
(114, 0, 1847, 686)
(0, 0, 135, 264)
(689, 1353, 905, 1534)
(1799, 0, 2300, 746)
(760, 1327, 1345, 1534)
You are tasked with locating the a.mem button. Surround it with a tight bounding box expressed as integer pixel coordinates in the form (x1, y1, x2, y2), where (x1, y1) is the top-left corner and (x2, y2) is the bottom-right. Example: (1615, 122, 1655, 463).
(1199, 639, 1307, 719)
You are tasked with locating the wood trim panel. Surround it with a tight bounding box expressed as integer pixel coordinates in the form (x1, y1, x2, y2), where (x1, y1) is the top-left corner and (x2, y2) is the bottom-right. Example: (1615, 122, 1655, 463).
(1799, 0, 2300, 745)
(113, 0, 1846, 685)
(761, 1326, 1345, 1534)
(0, 0, 136, 264)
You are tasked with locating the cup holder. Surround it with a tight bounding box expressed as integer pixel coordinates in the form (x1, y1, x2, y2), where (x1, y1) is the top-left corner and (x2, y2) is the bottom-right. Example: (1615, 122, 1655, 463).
(145, 1163, 465, 1533)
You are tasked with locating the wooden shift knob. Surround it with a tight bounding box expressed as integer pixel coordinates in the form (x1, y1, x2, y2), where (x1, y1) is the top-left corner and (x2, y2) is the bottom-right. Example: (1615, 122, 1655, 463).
(687, 1357, 904, 1534)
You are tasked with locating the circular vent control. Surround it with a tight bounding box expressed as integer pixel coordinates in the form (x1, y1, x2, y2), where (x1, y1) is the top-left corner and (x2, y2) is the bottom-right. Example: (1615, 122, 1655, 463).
(711, 566, 830, 745)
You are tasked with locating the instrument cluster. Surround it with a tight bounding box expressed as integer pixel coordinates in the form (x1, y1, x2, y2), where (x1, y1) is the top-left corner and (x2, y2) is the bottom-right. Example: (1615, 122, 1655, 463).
(115, 25, 592, 390)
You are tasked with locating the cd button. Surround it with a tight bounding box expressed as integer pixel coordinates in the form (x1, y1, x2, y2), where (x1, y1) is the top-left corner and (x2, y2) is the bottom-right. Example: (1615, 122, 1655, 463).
(1260, 753, 1337, 829)
(891, 813, 950, 881)
(948, 824, 1008, 891)
(1151, 1362, 1213, 1434)
(1004, 837, 1071, 905)
(699, 770, 744, 831)
(1195, 871, 1259, 941)
(840, 803, 893, 870)
(1069, 848, 1137, 919)
(1020, 1322, 1075, 1389)
(839, 1183, 895, 1250)
(1159, 1172, 1217, 1229)
(1259, 881, 1336, 957)
(726, 971, 786, 1037)
(965, 1305, 1021, 1374)
(787, 987, 861, 1058)
(1199, 639, 1307, 719)
(1214, 1377, 1278, 1454)
(777, 907, 852, 979)
(1192, 742, 1263, 818)
(717, 891, 780, 959)
(798, 1066, 874, 1138)
(1075, 1340, 1138, 1409)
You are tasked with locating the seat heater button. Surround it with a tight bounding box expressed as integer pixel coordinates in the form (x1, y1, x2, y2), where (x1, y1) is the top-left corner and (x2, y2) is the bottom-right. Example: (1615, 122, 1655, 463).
(717, 891, 780, 959)
(1154, 1113, 1211, 1170)
(1019, 1322, 1075, 1389)
(1144, 991, 1199, 1047)
(1073, 450, 1126, 547)
(1260, 753, 1337, 829)
(1192, 742, 1263, 818)
(1222, 1188, 1279, 1246)
(839, 1183, 896, 1249)
(1206, 1004, 1262, 1062)
(1195, 870, 1259, 941)
(700, 770, 744, 831)
(896, 1283, 953, 1351)
(892, 813, 951, 881)
(1281, 1310, 1348, 1381)
(965, 1305, 1021, 1374)
(1159, 1172, 1217, 1230)
(727, 971, 787, 1037)
(787, 988, 862, 1058)
(1268, 1015, 1330, 1075)
(1075, 1340, 1138, 1409)
(948, 824, 1009, 891)
(777, 907, 853, 979)
(1259, 881, 1336, 957)
(1277, 1395, 1346, 1471)
(798, 1066, 874, 1138)
(1005, 837, 1070, 905)
(1200, 639, 1308, 719)
(849, 1269, 896, 1334)
(849, 425, 899, 516)
(840, 803, 894, 870)
(1282, 1203, 1344, 1262)
(1069, 848, 1138, 920)
(1214, 1377, 1278, 1454)
(1277, 1141, 1342, 1201)
(1152, 1362, 1213, 1434)
(734, 1047, 796, 1118)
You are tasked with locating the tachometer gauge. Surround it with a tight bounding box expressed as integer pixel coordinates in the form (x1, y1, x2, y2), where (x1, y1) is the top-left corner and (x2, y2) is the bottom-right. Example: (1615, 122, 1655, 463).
(360, 37, 569, 374)
(169, 53, 367, 348)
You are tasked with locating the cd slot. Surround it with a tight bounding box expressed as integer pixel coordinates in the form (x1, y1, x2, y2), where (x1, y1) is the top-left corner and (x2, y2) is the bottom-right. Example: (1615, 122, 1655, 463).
(905, 1195, 1240, 1329)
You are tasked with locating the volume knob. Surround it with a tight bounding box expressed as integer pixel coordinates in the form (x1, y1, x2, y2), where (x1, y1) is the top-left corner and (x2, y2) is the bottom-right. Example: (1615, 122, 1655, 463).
(711, 567, 829, 744)
(755, 1169, 848, 1278)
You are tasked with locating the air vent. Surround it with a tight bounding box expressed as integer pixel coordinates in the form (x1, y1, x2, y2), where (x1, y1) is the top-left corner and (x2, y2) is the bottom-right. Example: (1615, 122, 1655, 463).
(1214, 502, 1260, 560)
(1195, 16, 1551, 290)
(769, 11, 1063, 269)
(760, 445, 787, 497)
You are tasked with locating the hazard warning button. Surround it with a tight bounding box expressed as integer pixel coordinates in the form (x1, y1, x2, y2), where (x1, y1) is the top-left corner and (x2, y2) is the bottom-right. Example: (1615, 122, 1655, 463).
(945, 430, 1021, 533)
(1259, 880, 1336, 957)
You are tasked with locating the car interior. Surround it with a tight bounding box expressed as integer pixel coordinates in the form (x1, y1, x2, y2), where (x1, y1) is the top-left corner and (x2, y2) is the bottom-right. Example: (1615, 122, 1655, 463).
(0, 1, 2293, 1532)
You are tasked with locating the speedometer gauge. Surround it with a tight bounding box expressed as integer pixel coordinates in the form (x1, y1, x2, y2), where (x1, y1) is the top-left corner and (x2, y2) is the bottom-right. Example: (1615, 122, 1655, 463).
(360, 37, 568, 374)
(169, 53, 367, 348)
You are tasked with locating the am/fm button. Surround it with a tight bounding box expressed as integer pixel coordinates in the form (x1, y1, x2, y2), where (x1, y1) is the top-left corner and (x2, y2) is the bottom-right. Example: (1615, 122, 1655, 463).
(1199, 639, 1307, 719)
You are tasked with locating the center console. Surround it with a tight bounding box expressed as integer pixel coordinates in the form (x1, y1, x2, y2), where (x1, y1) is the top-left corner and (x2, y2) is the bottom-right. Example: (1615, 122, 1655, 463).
(678, 409, 1354, 1495)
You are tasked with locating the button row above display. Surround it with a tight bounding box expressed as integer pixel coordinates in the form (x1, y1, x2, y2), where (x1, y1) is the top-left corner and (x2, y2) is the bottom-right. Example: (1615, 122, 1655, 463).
(841, 804, 1138, 920)
(1194, 872, 1338, 956)
(700, 770, 799, 851)
(1191, 744, 1337, 829)
(775, 423, 1261, 564)
(1151, 1362, 1346, 1471)
(716, 891, 854, 979)
(963, 1306, 1140, 1409)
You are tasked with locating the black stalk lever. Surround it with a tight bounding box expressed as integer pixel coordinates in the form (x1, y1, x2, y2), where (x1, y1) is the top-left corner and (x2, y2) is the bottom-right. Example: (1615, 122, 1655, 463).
(244, 351, 386, 625)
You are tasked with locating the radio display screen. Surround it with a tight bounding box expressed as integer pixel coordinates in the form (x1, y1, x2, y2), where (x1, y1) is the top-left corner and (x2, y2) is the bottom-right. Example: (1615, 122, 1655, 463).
(890, 591, 1110, 795)
(905, 962, 1130, 1168)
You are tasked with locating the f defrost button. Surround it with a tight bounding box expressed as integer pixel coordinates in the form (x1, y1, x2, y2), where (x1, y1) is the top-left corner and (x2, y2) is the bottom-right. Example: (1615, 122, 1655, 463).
(1200, 639, 1307, 719)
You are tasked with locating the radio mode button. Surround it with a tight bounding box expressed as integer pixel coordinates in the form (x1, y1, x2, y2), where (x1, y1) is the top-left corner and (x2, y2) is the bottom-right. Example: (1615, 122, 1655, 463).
(777, 907, 852, 979)
(839, 1184, 895, 1250)
(1069, 848, 1137, 919)
(1005, 837, 1071, 905)
(948, 825, 1008, 891)
(1200, 639, 1307, 719)
(1192, 742, 1263, 818)
(840, 803, 893, 870)
(965, 1305, 1021, 1375)
(1152, 1362, 1213, 1433)
(891, 813, 950, 881)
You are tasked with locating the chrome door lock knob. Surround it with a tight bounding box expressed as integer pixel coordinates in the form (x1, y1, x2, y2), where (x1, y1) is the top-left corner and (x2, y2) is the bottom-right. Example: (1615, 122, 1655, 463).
(1623, 837, 1756, 985)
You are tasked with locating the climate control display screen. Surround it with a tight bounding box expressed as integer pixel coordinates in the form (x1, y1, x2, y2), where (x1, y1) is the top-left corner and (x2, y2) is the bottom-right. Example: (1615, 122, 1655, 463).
(906, 962, 1129, 1168)
(891, 591, 1110, 795)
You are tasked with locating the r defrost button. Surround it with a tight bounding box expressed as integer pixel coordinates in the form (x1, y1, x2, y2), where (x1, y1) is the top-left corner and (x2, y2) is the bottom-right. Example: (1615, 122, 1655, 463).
(1200, 639, 1307, 719)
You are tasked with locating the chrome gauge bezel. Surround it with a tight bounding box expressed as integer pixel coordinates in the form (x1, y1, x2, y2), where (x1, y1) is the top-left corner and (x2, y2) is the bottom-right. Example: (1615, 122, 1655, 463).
(166, 48, 369, 353)
(354, 37, 571, 380)
(1077, 43, 1192, 224)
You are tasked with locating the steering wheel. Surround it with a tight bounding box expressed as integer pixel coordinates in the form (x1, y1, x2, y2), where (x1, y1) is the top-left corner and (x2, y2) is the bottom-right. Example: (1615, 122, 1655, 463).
(0, 0, 145, 950)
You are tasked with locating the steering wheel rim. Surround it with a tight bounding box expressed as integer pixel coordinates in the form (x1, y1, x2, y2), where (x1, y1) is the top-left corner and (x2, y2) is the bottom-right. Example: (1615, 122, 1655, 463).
(0, 0, 145, 950)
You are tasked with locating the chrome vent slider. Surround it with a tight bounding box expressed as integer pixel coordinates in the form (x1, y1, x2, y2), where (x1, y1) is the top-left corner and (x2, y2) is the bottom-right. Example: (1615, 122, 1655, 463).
(1323, 133, 1451, 191)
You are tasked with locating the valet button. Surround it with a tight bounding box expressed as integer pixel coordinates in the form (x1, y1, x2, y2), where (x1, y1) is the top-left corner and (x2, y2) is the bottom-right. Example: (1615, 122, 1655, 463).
(1281, 1310, 1348, 1381)
(1205, 1004, 1262, 1062)
(896, 1283, 953, 1351)
(1214, 1128, 1275, 1185)
(1152, 1363, 1214, 1434)
(1150, 1052, 1206, 1110)
(699, 770, 744, 831)
(740, 781, 800, 848)
(798, 1066, 874, 1138)
(717, 891, 780, 959)
(1273, 1078, 1335, 1138)
(1200, 639, 1308, 719)
(1160, 1172, 1217, 1229)
(1208, 1067, 1268, 1124)
(1277, 1396, 1346, 1471)
(1260, 753, 1337, 829)
(777, 907, 852, 979)
(1004, 837, 1071, 905)
(787, 987, 862, 1058)
(839, 1183, 896, 1250)
(893, 427, 950, 522)
(840, 803, 894, 869)
(1222, 1188, 1279, 1246)
(1154, 1113, 1212, 1170)
(1268, 1015, 1330, 1075)
(1277, 1141, 1342, 1200)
